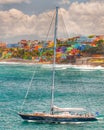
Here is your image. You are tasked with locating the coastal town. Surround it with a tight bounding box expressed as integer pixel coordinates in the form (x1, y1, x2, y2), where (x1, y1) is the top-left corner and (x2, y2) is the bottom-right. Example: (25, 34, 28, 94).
(0, 35, 104, 66)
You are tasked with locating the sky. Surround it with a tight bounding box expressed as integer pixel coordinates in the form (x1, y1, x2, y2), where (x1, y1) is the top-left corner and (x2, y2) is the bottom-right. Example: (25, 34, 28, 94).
(0, 0, 104, 43)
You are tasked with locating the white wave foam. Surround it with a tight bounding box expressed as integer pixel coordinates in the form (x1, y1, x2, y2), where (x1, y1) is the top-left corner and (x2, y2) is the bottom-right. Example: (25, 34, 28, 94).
(42, 64, 104, 71)
(0, 61, 104, 71)
(0, 61, 35, 66)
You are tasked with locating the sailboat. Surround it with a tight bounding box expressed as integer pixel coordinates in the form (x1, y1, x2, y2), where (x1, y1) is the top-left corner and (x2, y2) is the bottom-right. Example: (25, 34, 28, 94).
(18, 7, 97, 123)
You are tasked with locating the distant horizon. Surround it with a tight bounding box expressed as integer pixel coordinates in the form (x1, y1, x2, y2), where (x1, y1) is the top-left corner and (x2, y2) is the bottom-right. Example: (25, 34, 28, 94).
(1, 34, 104, 44)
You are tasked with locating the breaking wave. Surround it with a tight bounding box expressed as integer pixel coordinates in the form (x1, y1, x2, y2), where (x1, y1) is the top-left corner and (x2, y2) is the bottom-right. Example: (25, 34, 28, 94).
(41, 64, 104, 71)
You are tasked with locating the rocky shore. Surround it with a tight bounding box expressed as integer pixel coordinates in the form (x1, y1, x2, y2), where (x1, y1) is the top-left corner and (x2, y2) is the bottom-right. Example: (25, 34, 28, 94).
(75, 57, 104, 67)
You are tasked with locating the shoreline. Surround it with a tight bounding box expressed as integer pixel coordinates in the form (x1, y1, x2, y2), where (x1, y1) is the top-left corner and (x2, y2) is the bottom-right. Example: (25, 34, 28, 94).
(0, 58, 104, 67)
(0, 58, 52, 65)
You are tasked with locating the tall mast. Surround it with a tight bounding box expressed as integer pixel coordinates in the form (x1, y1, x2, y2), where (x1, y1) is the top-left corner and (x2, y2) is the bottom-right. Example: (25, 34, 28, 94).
(51, 7, 59, 114)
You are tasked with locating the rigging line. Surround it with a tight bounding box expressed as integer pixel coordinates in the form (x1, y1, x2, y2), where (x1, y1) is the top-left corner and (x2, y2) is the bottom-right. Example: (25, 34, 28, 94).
(45, 10, 56, 42)
(20, 67, 36, 112)
(60, 8, 69, 38)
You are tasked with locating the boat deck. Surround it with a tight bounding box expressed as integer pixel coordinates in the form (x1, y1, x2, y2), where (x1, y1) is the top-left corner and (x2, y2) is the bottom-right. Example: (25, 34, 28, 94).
(24, 112, 95, 119)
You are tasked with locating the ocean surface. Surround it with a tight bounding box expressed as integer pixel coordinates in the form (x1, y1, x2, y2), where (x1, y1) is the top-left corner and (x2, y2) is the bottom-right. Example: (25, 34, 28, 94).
(0, 63, 104, 130)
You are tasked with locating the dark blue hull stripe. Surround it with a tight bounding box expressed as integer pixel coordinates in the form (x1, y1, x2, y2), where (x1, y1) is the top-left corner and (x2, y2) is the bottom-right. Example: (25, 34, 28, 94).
(19, 114, 97, 123)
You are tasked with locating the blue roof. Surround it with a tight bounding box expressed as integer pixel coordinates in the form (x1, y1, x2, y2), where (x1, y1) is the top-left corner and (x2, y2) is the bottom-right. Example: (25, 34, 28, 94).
(7, 43, 19, 48)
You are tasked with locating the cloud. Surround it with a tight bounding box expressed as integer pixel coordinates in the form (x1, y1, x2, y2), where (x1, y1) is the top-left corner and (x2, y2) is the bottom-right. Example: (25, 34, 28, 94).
(0, 1, 104, 42)
(0, 9, 37, 38)
(0, 9, 54, 40)
(0, 0, 30, 4)
(89, 0, 104, 2)
(66, 1, 104, 35)
(59, 0, 70, 5)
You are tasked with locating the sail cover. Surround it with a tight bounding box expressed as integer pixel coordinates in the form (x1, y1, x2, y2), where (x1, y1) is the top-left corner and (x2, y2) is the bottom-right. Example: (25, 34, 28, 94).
(53, 106, 86, 112)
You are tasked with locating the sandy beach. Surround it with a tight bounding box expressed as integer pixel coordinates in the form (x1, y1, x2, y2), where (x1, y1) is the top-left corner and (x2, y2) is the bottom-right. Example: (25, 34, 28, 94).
(0, 58, 52, 65)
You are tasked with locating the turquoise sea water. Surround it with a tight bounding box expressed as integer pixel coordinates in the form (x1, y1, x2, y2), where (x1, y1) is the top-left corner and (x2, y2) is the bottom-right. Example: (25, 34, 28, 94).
(0, 63, 104, 130)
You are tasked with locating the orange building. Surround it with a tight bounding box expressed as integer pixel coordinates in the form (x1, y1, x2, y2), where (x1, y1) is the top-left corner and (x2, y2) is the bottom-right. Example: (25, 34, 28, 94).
(0, 42, 6, 48)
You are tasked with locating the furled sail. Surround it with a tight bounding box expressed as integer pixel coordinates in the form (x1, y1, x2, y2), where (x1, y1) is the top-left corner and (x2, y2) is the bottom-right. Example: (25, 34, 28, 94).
(53, 106, 86, 112)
